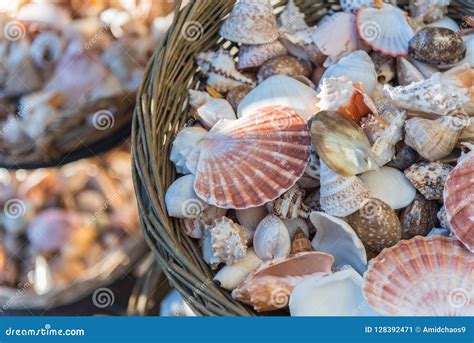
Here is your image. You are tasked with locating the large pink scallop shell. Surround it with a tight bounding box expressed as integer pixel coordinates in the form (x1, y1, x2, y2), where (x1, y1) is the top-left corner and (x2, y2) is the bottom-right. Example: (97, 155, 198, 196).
(363, 236, 474, 316)
(190, 106, 311, 209)
(443, 154, 474, 252)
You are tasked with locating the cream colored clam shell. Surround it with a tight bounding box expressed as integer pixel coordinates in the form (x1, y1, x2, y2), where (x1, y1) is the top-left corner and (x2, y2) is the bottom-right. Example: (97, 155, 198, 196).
(359, 167, 416, 210)
(237, 75, 319, 122)
(253, 215, 291, 261)
(290, 267, 379, 316)
(170, 126, 207, 174)
(165, 174, 207, 219)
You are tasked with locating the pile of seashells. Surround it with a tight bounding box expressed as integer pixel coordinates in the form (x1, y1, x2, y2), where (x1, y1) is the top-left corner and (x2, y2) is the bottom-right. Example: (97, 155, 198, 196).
(165, 0, 473, 315)
(0, 0, 173, 146)
(0, 149, 140, 295)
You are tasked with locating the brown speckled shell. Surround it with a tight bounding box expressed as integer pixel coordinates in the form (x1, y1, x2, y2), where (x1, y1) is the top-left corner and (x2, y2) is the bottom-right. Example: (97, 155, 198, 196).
(409, 27, 466, 66)
(346, 198, 402, 257)
(404, 162, 453, 201)
(399, 193, 439, 239)
(226, 85, 253, 111)
(443, 154, 474, 252)
(257, 55, 312, 83)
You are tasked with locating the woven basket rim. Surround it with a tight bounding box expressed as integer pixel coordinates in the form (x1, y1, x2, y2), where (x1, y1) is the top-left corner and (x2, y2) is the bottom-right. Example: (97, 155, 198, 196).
(131, 0, 471, 316)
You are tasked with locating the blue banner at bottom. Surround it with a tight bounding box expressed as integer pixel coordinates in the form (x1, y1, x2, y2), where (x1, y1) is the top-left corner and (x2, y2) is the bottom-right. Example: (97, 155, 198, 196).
(0, 317, 472, 343)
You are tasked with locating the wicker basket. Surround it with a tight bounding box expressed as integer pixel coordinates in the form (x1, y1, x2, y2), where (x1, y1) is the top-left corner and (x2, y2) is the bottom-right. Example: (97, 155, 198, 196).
(132, 0, 472, 316)
(0, 92, 135, 169)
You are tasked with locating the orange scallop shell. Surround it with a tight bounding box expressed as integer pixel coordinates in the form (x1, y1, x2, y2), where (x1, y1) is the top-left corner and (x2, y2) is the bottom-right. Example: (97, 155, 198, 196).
(443, 154, 474, 252)
(190, 105, 311, 209)
(363, 236, 474, 316)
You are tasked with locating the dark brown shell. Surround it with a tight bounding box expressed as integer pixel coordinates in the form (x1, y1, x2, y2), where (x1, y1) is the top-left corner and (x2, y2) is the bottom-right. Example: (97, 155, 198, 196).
(399, 193, 439, 239)
(257, 55, 312, 83)
(346, 198, 402, 257)
(408, 27, 466, 66)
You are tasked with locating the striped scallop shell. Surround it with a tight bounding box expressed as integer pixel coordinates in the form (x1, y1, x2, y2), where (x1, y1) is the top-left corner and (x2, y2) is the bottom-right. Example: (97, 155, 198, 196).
(363, 236, 474, 315)
(356, 4, 414, 57)
(319, 161, 371, 217)
(443, 154, 474, 252)
(189, 105, 311, 209)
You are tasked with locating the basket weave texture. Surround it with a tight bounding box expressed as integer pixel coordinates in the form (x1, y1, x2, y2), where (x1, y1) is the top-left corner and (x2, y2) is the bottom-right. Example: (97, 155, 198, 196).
(132, 0, 471, 316)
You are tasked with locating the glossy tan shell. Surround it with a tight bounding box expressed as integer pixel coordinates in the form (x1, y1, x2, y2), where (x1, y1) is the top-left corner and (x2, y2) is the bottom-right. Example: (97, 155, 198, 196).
(189, 105, 311, 209)
(231, 252, 334, 312)
(443, 154, 474, 252)
(363, 236, 474, 315)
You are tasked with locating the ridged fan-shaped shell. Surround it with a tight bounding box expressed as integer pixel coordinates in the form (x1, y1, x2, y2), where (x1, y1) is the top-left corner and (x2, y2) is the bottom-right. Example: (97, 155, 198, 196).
(363, 236, 474, 315)
(190, 105, 311, 209)
(356, 4, 414, 57)
(443, 154, 474, 252)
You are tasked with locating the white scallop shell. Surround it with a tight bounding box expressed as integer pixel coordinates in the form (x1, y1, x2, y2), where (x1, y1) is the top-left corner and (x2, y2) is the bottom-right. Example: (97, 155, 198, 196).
(213, 248, 263, 291)
(340, 0, 398, 13)
(310, 212, 367, 274)
(237, 75, 319, 121)
(290, 267, 379, 316)
(165, 174, 207, 219)
(253, 215, 291, 261)
(319, 161, 371, 217)
(321, 50, 378, 96)
(357, 4, 414, 57)
(313, 12, 360, 67)
(359, 166, 416, 210)
(170, 126, 208, 174)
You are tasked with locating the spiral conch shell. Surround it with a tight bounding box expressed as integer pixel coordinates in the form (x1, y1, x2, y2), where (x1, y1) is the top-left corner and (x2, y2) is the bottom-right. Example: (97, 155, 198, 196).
(363, 236, 474, 315)
(310, 111, 379, 176)
(232, 252, 334, 312)
(384, 64, 474, 116)
(404, 116, 468, 161)
(443, 153, 474, 252)
(316, 77, 378, 123)
(202, 217, 247, 269)
(318, 161, 371, 217)
(195, 49, 256, 93)
(189, 105, 311, 209)
(219, 0, 278, 44)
